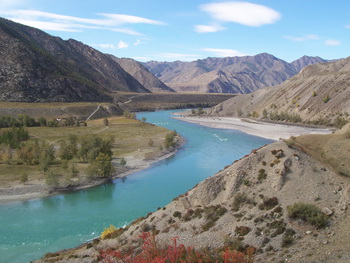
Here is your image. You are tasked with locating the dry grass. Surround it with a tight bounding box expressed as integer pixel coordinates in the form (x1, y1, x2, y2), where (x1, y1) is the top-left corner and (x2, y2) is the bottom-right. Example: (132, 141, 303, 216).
(295, 126, 350, 177)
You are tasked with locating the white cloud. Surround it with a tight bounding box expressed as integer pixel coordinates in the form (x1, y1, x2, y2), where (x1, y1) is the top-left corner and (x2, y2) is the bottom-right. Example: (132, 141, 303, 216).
(132, 56, 150, 61)
(0, 0, 26, 9)
(324, 39, 340, 46)
(112, 28, 143, 36)
(99, 13, 165, 25)
(194, 24, 226, 33)
(117, 41, 129, 49)
(93, 43, 116, 49)
(155, 53, 200, 61)
(133, 39, 141, 46)
(201, 48, 246, 57)
(283, 34, 320, 42)
(200, 1, 281, 27)
(1, 9, 165, 34)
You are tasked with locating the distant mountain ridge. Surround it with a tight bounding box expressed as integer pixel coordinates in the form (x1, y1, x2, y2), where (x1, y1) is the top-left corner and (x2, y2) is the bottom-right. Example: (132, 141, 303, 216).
(208, 56, 350, 125)
(0, 18, 155, 102)
(144, 54, 328, 94)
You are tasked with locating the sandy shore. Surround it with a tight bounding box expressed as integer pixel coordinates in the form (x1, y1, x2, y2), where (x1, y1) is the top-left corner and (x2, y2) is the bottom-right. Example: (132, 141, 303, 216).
(173, 115, 333, 140)
(0, 146, 182, 204)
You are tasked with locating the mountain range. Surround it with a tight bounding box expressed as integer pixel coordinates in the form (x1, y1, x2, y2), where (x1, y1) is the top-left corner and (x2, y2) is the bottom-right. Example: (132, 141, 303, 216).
(0, 18, 172, 102)
(208, 56, 350, 125)
(0, 17, 331, 103)
(144, 54, 328, 93)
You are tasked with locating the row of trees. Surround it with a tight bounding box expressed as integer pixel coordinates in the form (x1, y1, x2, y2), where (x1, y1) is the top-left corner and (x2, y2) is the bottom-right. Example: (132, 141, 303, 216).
(0, 114, 85, 128)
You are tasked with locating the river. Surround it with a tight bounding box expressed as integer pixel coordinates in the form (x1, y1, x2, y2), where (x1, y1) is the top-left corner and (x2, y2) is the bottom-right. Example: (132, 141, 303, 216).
(0, 110, 272, 263)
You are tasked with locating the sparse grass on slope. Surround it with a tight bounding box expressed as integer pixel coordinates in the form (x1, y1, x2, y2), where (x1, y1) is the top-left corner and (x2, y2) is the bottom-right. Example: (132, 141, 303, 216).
(294, 125, 350, 177)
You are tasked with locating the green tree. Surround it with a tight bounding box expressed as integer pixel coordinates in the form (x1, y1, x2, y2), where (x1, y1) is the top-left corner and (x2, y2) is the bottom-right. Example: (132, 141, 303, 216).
(20, 172, 28, 184)
(38, 117, 47, 127)
(70, 162, 79, 177)
(45, 170, 59, 187)
(262, 109, 268, 119)
(120, 157, 127, 166)
(103, 118, 109, 126)
(86, 153, 115, 179)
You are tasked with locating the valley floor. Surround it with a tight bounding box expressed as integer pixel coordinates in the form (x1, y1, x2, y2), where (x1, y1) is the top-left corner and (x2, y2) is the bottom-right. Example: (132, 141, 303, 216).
(173, 115, 333, 140)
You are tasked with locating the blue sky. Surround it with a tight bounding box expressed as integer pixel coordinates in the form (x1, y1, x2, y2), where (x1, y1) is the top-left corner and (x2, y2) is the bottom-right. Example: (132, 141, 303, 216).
(1, 0, 349, 62)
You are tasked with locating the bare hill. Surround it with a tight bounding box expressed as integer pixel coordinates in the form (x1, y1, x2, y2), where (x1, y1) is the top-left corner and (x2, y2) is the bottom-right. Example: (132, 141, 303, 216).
(208, 57, 350, 126)
(144, 54, 327, 94)
(35, 128, 350, 263)
(0, 18, 149, 102)
(291, 55, 328, 72)
(110, 57, 175, 93)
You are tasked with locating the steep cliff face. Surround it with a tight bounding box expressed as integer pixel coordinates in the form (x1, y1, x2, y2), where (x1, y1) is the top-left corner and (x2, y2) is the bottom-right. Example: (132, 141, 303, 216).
(209, 57, 350, 125)
(143, 53, 327, 94)
(0, 18, 149, 102)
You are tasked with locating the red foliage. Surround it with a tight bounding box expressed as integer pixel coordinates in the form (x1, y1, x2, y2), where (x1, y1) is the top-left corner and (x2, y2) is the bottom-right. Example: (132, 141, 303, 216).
(99, 232, 254, 263)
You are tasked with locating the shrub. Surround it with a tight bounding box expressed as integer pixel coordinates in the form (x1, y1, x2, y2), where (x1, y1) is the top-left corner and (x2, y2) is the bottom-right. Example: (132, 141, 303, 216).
(173, 211, 182, 219)
(323, 95, 330, 103)
(259, 197, 279, 210)
(281, 228, 296, 247)
(257, 169, 267, 181)
(235, 226, 251, 236)
(232, 193, 255, 212)
(99, 232, 255, 263)
(101, 224, 123, 240)
(287, 203, 328, 228)
(202, 205, 228, 231)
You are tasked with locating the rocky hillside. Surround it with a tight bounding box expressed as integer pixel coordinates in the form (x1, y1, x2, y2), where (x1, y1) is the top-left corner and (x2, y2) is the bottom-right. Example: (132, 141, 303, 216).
(208, 57, 350, 126)
(110, 57, 175, 93)
(144, 54, 326, 94)
(35, 127, 350, 263)
(0, 18, 150, 102)
(291, 55, 328, 72)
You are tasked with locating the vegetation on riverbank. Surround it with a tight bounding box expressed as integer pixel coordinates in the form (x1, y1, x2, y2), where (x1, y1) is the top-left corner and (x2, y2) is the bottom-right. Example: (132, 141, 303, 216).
(0, 115, 175, 190)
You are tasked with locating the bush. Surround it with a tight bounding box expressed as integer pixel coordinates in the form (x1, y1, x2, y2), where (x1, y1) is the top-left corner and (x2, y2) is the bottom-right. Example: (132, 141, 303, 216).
(232, 193, 255, 212)
(101, 225, 124, 240)
(287, 203, 328, 228)
(323, 95, 330, 103)
(99, 232, 255, 263)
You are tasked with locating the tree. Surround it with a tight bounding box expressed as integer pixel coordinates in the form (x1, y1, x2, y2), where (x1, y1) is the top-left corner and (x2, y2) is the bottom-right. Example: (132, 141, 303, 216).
(103, 118, 109, 126)
(141, 117, 147, 122)
(148, 139, 154, 147)
(262, 109, 268, 119)
(70, 162, 79, 177)
(86, 153, 115, 179)
(120, 157, 127, 166)
(17, 146, 35, 165)
(20, 172, 28, 184)
(45, 170, 59, 187)
(38, 117, 47, 127)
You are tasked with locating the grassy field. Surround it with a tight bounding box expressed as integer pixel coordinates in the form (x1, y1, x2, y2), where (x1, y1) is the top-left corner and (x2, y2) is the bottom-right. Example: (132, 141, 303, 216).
(294, 125, 350, 177)
(0, 116, 171, 187)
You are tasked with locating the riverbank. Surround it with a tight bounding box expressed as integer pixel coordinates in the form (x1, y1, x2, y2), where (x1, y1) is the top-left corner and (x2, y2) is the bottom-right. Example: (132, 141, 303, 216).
(173, 115, 334, 140)
(0, 142, 183, 204)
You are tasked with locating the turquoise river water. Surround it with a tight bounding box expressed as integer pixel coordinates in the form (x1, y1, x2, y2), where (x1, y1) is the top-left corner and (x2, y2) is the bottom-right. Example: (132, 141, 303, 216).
(0, 110, 272, 263)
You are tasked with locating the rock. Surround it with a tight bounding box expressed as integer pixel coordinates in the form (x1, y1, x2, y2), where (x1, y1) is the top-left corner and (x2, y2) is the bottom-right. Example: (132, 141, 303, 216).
(322, 240, 328, 245)
(284, 158, 292, 168)
(322, 207, 333, 216)
(306, 231, 312, 235)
